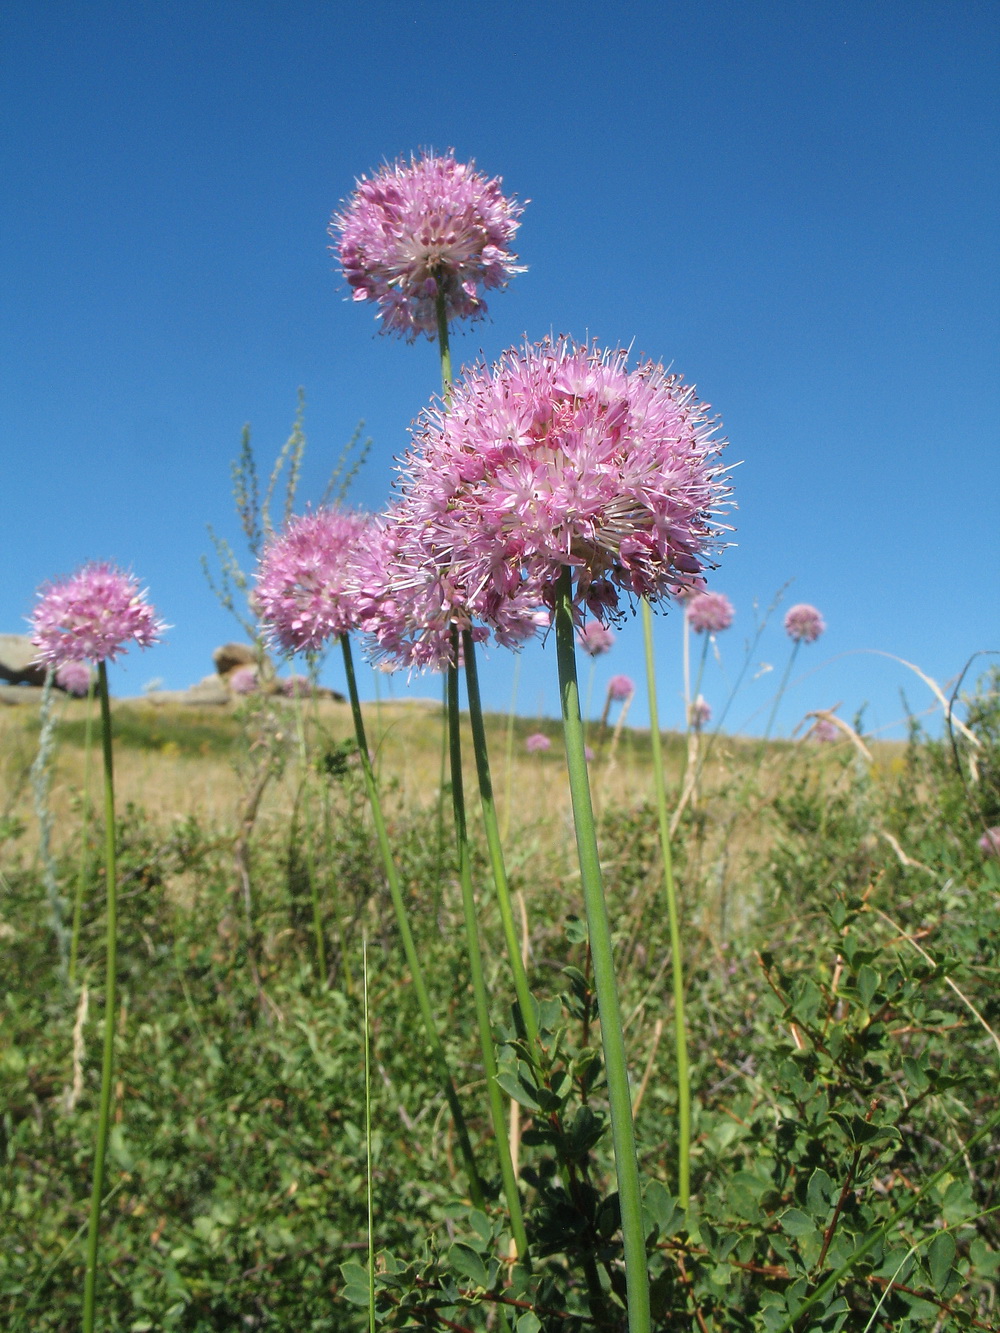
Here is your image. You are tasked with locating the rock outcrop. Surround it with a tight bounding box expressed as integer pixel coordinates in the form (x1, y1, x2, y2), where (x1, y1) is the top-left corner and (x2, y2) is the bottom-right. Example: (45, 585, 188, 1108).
(0, 635, 47, 687)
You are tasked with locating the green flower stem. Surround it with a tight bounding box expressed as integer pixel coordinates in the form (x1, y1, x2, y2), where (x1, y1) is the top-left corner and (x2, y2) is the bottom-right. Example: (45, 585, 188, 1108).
(500, 655, 521, 844)
(755, 640, 801, 775)
(339, 634, 485, 1208)
(363, 938, 375, 1333)
(461, 630, 541, 1057)
(446, 654, 529, 1261)
(554, 569, 650, 1333)
(291, 688, 329, 985)
(434, 285, 453, 397)
(641, 600, 691, 1208)
(81, 660, 118, 1333)
(69, 678, 96, 987)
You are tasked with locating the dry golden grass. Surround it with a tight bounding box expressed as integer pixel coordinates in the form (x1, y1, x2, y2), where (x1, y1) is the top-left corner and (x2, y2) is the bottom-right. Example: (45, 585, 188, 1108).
(0, 690, 903, 881)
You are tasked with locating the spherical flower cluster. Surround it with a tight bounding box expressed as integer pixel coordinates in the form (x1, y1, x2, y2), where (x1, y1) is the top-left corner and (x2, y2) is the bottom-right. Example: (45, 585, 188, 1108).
(784, 603, 826, 644)
(395, 337, 730, 629)
(348, 505, 545, 673)
(55, 661, 93, 697)
(687, 591, 734, 634)
(978, 827, 1000, 858)
(255, 508, 370, 654)
(810, 718, 841, 743)
(607, 674, 635, 701)
(689, 695, 712, 728)
(229, 666, 259, 696)
(331, 150, 525, 341)
(30, 563, 164, 668)
(281, 674, 311, 698)
(577, 622, 615, 657)
(525, 732, 551, 754)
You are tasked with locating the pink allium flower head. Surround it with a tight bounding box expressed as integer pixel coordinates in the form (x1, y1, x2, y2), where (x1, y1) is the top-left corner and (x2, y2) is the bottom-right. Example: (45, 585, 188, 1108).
(281, 674, 311, 698)
(810, 719, 840, 743)
(55, 661, 93, 697)
(689, 695, 712, 728)
(671, 577, 708, 605)
(525, 732, 551, 753)
(229, 666, 258, 696)
(585, 745, 596, 762)
(978, 827, 1000, 858)
(687, 591, 734, 634)
(784, 603, 826, 644)
(608, 674, 635, 702)
(30, 563, 164, 668)
(348, 503, 544, 673)
(331, 150, 525, 341)
(577, 622, 615, 657)
(255, 508, 370, 653)
(396, 337, 731, 628)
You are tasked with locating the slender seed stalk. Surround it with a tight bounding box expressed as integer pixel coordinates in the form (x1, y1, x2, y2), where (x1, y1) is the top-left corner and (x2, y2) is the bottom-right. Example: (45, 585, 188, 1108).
(81, 660, 119, 1333)
(339, 634, 485, 1207)
(447, 653, 529, 1261)
(553, 569, 650, 1333)
(641, 600, 691, 1207)
(69, 677, 97, 986)
(461, 630, 541, 1056)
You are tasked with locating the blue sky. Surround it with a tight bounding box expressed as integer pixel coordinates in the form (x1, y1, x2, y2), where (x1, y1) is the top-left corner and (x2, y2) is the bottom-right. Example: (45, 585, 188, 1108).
(2, 0, 997, 737)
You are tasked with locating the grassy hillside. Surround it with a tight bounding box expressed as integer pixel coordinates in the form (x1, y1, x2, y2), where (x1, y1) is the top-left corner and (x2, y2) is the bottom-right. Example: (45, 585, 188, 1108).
(1, 685, 997, 1331)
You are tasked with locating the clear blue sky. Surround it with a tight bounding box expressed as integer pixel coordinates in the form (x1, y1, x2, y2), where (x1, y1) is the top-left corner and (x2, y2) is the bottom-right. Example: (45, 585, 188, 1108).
(2, 0, 997, 737)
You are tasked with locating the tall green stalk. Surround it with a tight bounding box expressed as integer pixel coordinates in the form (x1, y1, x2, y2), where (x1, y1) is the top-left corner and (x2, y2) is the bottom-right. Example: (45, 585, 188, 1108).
(446, 653, 529, 1260)
(553, 569, 650, 1333)
(290, 687, 329, 984)
(641, 600, 691, 1207)
(81, 660, 119, 1333)
(339, 633, 485, 1207)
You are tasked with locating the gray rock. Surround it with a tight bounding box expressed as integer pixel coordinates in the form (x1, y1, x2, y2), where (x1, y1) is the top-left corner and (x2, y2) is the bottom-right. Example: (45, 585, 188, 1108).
(212, 642, 266, 676)
(0, 634, 47, 687)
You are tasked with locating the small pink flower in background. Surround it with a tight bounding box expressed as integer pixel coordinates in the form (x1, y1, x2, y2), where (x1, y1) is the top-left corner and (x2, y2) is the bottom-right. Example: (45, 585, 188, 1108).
(608, 674, 634, 702)
(229, 666, 258, 696)
(55, 661, 93, 697)
(331, 150, 525, 340)
(585, 745, 596, 763)
(281, 675, 311, 698)
(689, 695, 711, 729)
(784, 603, 826, 644)
(395, 336, 730, 628)
(30, 563, 164, 667)
(978, 827, 1000, 858)
(525, 732, 551, 753)
(810, 719, 840, 743)
(255, 508, 369, 653)
(577, 622, 616, 657)
(687, 591, 734, 634)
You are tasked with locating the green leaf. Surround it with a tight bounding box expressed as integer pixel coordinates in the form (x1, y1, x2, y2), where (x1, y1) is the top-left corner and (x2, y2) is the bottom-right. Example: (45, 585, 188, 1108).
(780, 1208, 817, 1238)
(516, 1314, 541, 1333)
(448, 1242, 489, 1289)
(927, 1230, 956, 1290)
(339, 1261, 370, 1307)
(806, 1167, 835, 1216)
(856, 963, 880, 1008)
(495, 1071, 542, 1112)
(564, 914, 588, 944)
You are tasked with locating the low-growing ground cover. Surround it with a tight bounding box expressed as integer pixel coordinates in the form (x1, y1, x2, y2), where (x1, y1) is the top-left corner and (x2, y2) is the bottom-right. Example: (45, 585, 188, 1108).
(1, 678, 998, 1331)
